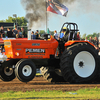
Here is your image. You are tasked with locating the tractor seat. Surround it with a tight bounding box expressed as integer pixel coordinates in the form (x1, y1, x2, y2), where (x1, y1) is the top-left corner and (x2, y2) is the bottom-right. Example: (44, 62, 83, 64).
(68, 32, 77, 41)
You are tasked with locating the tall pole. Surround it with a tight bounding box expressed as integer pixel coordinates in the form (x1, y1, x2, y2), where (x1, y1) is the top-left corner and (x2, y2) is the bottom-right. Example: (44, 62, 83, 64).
(16, 15, 17, 29)
(46, 0, 47, 33)
(13, 14, 17, 29)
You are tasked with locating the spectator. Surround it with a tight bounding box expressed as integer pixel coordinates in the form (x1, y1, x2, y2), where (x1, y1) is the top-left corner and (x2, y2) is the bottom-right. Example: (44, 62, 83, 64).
(54, 30, 58, 40)
(0, 26, 5, 38)
(12, 25, 18, 38)
(0, 47, 2, 55)
(85, 37, 89, 41)
(94, 37, 99, 50)
(31, 31, 36, 39)
(18, 29, 22, 38)
(77, 32, 80, 40)
(31, 31, 34, 39)
(7, 28, 13, 38)
(21, 27, 26, 38)
(89, 36, 94, 44)
(35, 30, 39, 39)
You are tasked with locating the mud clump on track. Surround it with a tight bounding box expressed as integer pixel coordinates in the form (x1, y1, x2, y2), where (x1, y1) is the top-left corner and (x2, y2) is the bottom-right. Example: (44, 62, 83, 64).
(0, 76, 100, 93)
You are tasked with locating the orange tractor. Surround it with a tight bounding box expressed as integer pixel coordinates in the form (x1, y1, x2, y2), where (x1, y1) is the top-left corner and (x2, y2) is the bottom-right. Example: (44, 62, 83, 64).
(0, 22, 99, 83)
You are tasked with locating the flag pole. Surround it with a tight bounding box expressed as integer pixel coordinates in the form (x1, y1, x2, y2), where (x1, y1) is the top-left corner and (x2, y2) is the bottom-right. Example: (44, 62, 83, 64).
(45, 0, 47, 33)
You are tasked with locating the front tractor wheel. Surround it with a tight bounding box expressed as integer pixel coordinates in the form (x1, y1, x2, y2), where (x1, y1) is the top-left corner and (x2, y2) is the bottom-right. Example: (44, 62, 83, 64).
(0, 66, 15, 81)
(60, 43, 99, 83)
(15, 59, 36, 82)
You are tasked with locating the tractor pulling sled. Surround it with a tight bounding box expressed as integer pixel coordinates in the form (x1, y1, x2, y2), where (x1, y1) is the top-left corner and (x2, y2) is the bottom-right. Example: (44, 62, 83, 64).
(0, 22, 99, 83)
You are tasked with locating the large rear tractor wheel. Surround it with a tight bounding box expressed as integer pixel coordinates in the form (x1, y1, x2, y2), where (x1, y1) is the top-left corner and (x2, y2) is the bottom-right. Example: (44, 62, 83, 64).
(15, 59, 36, 82)
(0, 66, 15, 82)
(40, 67, 65, 82)
(60, 43, 99, 83)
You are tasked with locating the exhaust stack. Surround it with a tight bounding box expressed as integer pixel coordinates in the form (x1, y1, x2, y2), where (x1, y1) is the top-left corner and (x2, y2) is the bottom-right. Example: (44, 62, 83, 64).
(28, 29, 31, 40)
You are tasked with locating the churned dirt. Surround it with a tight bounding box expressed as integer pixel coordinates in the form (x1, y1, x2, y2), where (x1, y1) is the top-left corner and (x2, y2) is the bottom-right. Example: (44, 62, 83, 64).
(0, 76, 100, 93)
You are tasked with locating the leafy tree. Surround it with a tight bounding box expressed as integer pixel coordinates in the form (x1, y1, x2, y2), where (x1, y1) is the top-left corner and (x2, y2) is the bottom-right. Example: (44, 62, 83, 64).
(0, 16, 28, 27)
(86, 34, 91, 40)
(86, 33, 99, 40)
(50, 31, 54, 36)
(0, 20, 5, 22)
(39, 30, 46, 35)
(82, 33, 86, 39)
(39, 30, 55, 36)
(92, 33, 97, 38)
(97, 33, 100, 38)
(0, 16, 28, 34)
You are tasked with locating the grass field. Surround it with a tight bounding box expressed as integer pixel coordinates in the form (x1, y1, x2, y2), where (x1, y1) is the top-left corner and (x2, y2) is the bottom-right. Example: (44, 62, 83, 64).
(0, 87, 100, 100)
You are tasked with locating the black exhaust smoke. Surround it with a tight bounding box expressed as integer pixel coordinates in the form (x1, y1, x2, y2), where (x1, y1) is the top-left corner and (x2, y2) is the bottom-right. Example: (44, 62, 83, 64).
(21, 0, 100, 29)
(20, 0, 75, 29)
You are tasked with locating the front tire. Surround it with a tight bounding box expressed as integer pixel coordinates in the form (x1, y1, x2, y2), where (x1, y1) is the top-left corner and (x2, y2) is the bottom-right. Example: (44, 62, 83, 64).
(0, 66, 15, 82)
(15, 59, 36, 82)
(60, 43, 99, 83)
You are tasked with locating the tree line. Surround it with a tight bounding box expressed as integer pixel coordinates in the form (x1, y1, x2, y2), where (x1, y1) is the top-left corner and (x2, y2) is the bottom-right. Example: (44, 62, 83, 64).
(0, 16, 55, 35)
(0, 16, 27, 27)
(0, 16, 28, 32)
(81, 33, 100, 40)
(1, 16, 99, 38)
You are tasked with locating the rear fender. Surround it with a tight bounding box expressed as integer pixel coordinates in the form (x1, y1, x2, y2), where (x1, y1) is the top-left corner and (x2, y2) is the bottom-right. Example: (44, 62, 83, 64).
(64, 40, 94, 47)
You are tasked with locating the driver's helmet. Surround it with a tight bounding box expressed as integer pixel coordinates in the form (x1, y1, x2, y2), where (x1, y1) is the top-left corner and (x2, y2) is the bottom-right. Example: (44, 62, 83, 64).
(62, 27, 69, 35)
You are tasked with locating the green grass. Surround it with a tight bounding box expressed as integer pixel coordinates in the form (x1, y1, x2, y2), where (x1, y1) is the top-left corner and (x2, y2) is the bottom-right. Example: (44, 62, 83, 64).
(0, 87, 100, 100)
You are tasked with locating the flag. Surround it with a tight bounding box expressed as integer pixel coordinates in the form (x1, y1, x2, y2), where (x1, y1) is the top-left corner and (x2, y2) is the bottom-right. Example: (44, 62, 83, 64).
(46, 0, 68, 17)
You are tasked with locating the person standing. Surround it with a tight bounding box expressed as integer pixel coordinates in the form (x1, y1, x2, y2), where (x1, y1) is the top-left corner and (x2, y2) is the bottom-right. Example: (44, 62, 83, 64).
(77, 32, 80, 40)
(21, 27, 26, 38)
(18, 29, 22, 38)
(54, 30, 58, 40)
(35, 30, 39, 39)
(12, 25, 18, 38)
(89, 36, 94, 44)
(85, 37, 89, 41)
(7, 28, 13, 38)
(31, 31, 34, 39)
(94, 37, 99, 50)
(0, 26, 5, 38)
(31, 31, 36, 39)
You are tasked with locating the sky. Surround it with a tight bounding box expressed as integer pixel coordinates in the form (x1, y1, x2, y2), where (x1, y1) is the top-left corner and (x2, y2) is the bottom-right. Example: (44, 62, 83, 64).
(0, 0, 100, 36)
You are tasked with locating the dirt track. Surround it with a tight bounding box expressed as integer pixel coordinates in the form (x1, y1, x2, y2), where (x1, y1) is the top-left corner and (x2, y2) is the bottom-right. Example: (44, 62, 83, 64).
(0, 76, 100, 92)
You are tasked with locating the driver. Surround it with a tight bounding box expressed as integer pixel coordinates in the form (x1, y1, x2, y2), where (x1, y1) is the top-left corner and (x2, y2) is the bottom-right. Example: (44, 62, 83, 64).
(60, 27, 69, 43)
(58, 27, 69, 55)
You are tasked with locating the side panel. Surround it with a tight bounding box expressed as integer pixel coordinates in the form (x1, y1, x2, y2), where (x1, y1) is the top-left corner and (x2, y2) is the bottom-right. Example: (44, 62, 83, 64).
(4, 38, 58, 59)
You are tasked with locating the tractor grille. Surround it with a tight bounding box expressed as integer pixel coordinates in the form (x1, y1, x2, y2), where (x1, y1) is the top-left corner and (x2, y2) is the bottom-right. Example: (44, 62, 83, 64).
(4, 42, 11, 46)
